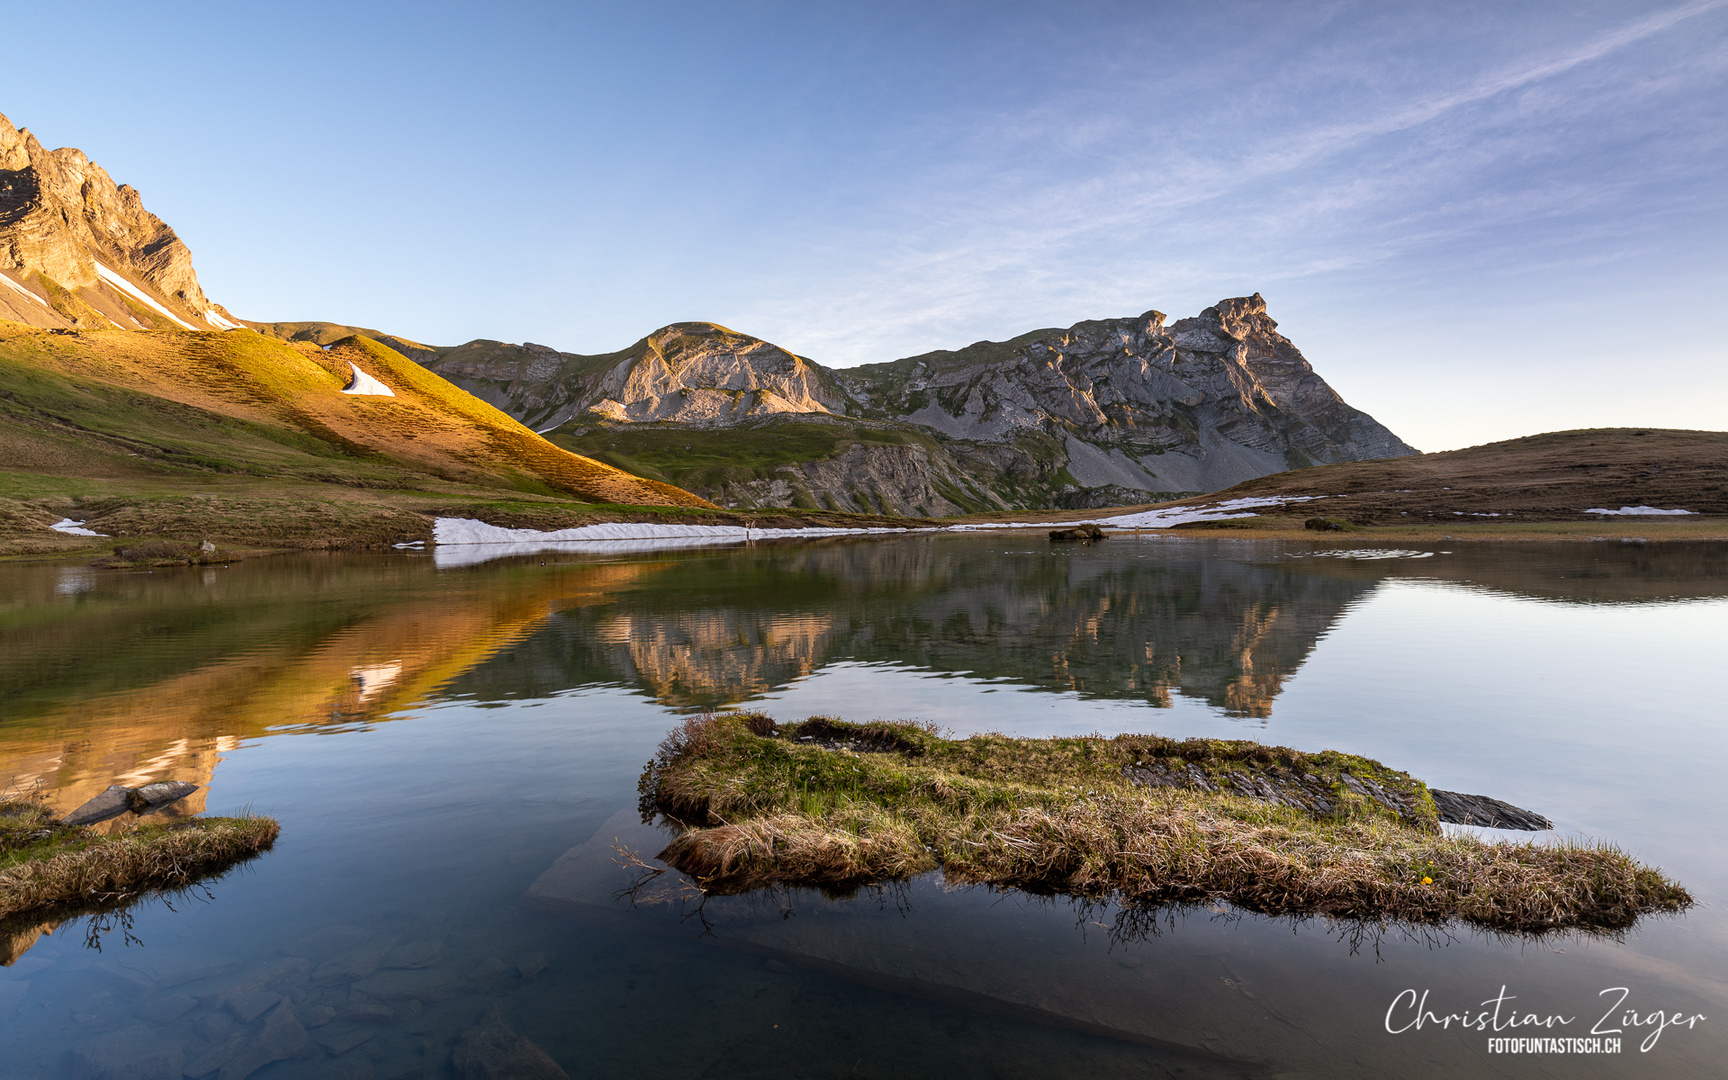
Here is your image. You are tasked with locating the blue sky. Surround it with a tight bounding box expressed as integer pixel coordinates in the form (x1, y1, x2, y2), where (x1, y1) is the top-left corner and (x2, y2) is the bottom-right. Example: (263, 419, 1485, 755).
(4, 1, 1724, 449)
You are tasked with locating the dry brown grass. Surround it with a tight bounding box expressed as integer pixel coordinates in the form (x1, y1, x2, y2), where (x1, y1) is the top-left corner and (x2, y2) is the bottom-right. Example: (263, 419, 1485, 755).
(639, 714, 1692, 935)
(0, 800, 279, 922)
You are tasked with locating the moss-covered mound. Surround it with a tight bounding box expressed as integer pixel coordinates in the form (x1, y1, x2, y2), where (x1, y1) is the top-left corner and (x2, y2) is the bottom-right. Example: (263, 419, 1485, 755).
(638, 714, 1691, 935)
(0, 800, 279, 923)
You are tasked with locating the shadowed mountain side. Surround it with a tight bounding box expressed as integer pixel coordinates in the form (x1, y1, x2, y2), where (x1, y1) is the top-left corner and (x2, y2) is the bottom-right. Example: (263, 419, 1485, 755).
(438, 542, 1381, 717)
(0, 557, 672, 817)
(0, 324, 714, 515)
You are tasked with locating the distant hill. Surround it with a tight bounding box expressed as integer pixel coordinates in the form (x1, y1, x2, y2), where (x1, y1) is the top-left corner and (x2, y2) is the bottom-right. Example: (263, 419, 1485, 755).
(398, 296, 1417, 515)
(1177, 428, 1728, 522)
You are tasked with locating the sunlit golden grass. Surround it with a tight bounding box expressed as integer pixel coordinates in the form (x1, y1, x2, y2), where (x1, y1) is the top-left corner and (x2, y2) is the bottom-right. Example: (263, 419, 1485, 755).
(0, 323, 713, 508)
(0, 800, 279, 921)
(639, 714, 1692, 935)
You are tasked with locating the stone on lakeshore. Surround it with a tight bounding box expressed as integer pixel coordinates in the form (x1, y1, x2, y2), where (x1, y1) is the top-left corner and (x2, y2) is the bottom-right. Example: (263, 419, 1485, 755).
(60, 785, 134, 827)
(219, 999, 310, 1080)
(451, 1010, 570, 1080)
(1049, 524, 1106, 542)
(134, 780, 198, 809)
(68, 1024, 184, 1080)
(1430, 789, 1553, 831)
(380, 939, 447, 970)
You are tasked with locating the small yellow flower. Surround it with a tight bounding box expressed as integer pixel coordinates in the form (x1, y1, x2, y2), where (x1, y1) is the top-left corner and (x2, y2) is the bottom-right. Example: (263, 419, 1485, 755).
(1422, 876, 1433, 885)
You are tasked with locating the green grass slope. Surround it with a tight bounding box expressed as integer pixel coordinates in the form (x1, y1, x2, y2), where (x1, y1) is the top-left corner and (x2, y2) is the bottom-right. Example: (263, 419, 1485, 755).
(0, 321, 718, 553)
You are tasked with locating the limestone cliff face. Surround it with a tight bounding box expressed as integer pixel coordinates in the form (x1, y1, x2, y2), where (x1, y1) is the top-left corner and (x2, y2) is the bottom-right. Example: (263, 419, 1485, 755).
(422, 295, 1414, 512)
(848, 294, 1414, 494)
(0, 110, 239, 331)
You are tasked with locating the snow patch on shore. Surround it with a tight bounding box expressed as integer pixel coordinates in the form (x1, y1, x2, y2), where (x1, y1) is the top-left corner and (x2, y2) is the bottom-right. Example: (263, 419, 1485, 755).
(430, 495, 1323, 567)
(50, 518, 107, 537)
(1584, 506, 1695, 516)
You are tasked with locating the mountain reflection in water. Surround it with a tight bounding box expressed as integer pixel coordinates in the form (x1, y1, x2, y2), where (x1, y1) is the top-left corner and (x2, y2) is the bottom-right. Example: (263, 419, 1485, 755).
(3, 537, 1724, 819)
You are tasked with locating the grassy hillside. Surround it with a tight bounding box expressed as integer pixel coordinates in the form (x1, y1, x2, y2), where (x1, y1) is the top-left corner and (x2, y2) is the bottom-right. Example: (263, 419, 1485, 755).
(0, 321, 724, 553)
(1211, 428, 1728, 520)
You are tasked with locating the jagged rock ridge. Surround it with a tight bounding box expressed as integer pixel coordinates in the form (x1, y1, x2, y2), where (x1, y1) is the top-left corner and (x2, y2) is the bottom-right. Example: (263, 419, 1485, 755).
(411, 296, 1415, 514)
(0, 110, 240, 332)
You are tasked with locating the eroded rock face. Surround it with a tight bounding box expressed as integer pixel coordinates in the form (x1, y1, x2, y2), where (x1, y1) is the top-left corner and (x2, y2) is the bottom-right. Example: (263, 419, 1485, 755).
(421, 295, 1415, 513)
(0, 110, 238, 331)
(847, 294, 1414, 490)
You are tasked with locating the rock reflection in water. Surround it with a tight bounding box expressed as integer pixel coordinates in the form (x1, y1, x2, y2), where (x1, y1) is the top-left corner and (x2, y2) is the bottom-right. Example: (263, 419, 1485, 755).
(448, 541, 1380, 717)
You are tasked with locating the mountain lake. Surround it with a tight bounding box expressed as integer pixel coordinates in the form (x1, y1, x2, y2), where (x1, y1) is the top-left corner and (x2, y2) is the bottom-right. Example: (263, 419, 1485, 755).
(1, 533, 1724, 1079)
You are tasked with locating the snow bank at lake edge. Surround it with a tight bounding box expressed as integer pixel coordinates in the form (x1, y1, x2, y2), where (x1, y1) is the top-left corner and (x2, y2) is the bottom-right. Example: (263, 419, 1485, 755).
(428, 496, 1321, 566)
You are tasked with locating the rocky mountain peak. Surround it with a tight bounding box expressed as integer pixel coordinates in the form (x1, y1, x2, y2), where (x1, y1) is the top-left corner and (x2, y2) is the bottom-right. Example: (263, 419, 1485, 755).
(1207, 292, 1272, 341)
(0, 109, 239, 332)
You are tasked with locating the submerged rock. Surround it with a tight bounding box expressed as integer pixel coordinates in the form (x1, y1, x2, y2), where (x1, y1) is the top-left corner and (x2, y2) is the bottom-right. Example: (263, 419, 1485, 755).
(219, 999, 310, 1080)
(67, 1023, 183, 1080)
(1429, 789, 1552, 831)
(452, 1009, 570, 1080)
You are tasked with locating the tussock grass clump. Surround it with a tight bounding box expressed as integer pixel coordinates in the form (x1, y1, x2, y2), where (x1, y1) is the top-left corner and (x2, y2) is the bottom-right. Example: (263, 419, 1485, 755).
(637, 714, 1691, 935)
(0, 800, 279, 922)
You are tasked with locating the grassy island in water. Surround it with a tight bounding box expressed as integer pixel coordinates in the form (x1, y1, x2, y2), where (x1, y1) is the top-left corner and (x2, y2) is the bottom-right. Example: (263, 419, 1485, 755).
(0, 801, 278, 932)
(639, 714, 1691, 935)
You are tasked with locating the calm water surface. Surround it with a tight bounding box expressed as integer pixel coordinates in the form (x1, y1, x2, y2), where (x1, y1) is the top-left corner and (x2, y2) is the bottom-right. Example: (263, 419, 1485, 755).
(2, 535, 1725, 1078)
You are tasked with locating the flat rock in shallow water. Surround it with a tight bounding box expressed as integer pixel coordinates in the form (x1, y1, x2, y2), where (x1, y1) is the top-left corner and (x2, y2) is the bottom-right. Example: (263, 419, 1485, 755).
(451, 1010, 570, 1080)
(351, 968, 459, 1002)
(379, 939, 446, 970)
(219, 999, 309, 1080)
(1430, 789, 1552, 830)
(281, 925, 374, 963)
(68, 1024, 183, 1080)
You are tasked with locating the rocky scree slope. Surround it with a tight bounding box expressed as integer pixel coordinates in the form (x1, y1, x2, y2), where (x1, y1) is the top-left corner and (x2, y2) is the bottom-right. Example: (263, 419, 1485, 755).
(0, 111, 241, 333)
(405, 296, 1414, 514)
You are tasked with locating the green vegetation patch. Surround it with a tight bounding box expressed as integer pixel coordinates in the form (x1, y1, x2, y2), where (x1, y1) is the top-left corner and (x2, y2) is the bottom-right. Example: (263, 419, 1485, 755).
(638, 714, 1691, 934)
(0, 800, 279, 924)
